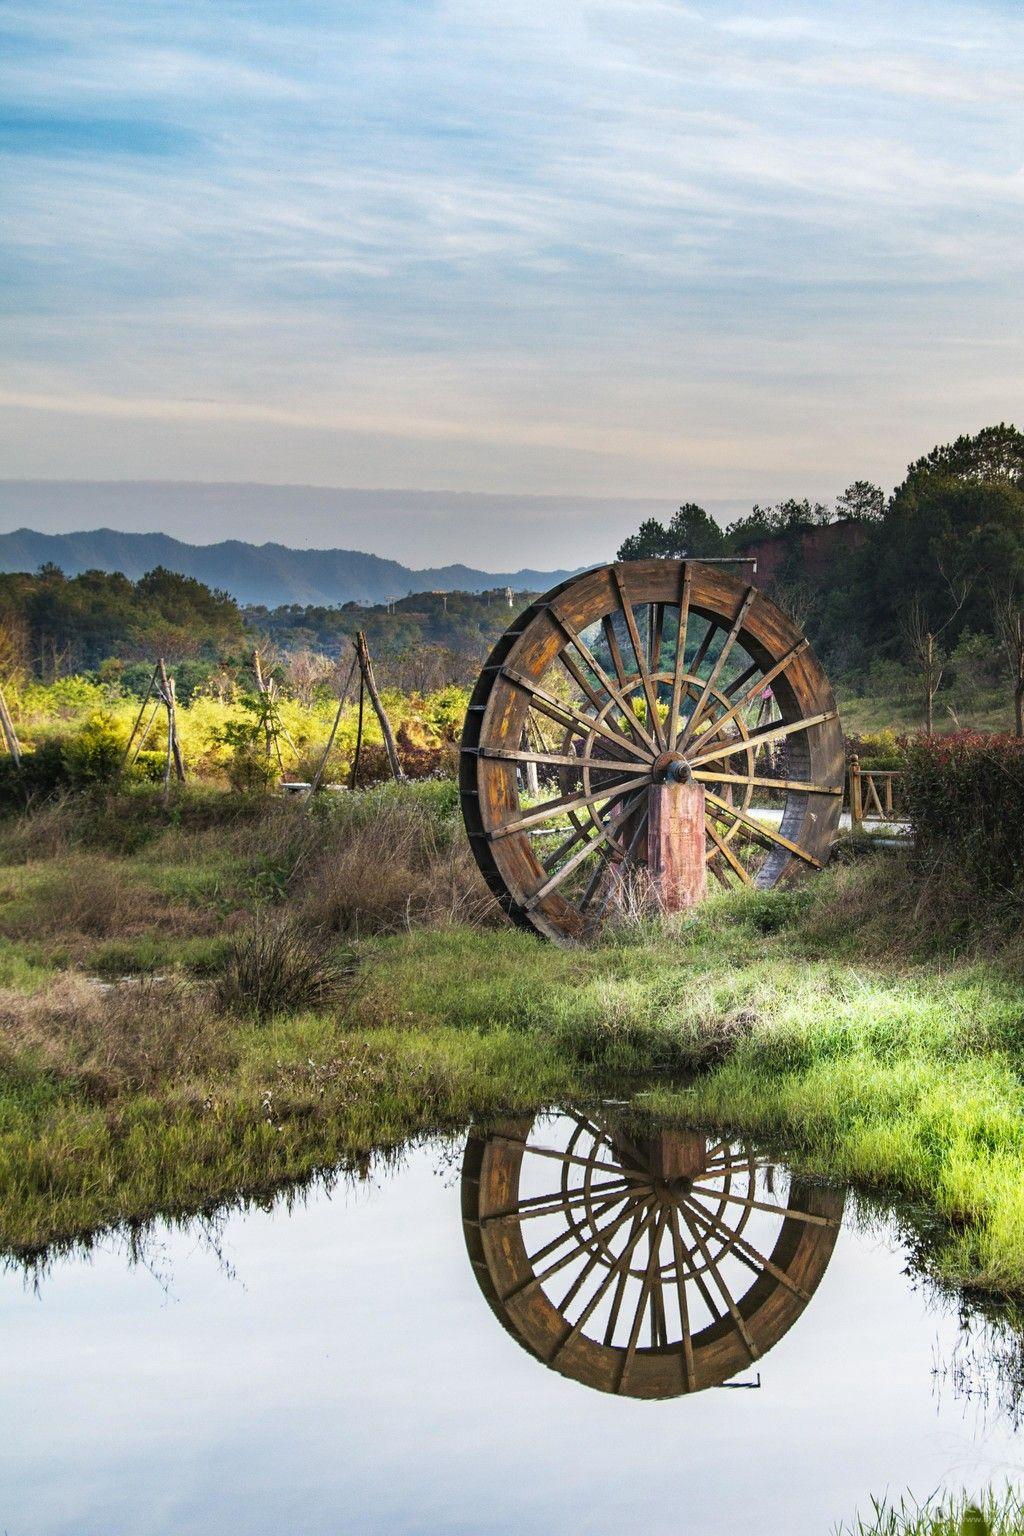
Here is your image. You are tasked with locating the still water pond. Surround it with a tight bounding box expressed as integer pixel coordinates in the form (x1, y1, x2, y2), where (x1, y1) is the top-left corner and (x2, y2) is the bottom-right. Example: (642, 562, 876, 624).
(2, 1109, 1023, 1535)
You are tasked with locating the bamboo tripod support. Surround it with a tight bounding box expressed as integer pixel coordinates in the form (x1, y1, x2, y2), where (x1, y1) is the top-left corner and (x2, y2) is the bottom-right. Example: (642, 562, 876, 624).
(0, 682, 22, 766)
(119, 659, 186, 798)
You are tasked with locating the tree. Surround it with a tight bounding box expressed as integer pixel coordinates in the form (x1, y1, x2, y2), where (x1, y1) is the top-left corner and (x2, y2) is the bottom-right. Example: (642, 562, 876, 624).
(616, 503, 726, 561)
(836, 481, 884, 521)
(726, 498, 832, 545)
(899, 568, 971, 736)
(876, 473, 1024, 657)
(991, 581, 1024, 738)
(899, 422, 1024, 490)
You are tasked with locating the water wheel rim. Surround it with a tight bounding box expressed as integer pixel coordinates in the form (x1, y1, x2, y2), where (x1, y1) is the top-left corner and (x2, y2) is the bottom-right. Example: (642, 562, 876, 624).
(462, 1110, 845, 1399)
(460, 560, 845, 943)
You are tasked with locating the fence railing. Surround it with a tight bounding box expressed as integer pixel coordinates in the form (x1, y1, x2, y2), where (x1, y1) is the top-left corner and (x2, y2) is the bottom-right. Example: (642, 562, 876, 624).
(847, 755, 906, 828)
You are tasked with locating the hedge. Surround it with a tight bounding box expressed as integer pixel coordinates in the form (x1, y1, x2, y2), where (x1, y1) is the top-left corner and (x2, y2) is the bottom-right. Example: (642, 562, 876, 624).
(904, 732, 1024, 895)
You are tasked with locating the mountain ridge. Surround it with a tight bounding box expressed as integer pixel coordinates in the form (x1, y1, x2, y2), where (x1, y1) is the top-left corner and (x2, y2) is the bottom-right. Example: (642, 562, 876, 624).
(0, 527, 579, 608)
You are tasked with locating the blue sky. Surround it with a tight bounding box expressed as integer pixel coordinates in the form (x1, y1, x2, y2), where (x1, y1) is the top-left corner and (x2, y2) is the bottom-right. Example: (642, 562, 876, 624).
(1, 1, 1023, 565)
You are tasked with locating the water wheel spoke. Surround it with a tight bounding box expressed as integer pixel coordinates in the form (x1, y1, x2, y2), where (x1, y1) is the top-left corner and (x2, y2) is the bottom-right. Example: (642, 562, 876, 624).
(694, 639, 809, 752)
(527, 785, 653, 905)
(557, 648, 656, 758)
(693, 769, 842, 796)
(545, 1201, 656, 1358)
(618, 1208, 670, 1387)
(587, 804, 649, 924)
(725, 659, 760, 698)
(682, 1193, 812, 1302)
(552, 611, 659, 755)
(527, 1189, 633, 1267)
(650, 1257, 669, 1347)
(483, 747, 649, 775)
(515, 1141, 649, 1181)
(525, 1193, 647, 1292)
(705, 815, 753, 885)
(667, 563, 693, 749)
(555, 1192, 651, 1318)
(602, 614, 629, 690)
(611, 566, 666, 750)
(685, 1183, 838, 1228)
(689, 708, 838, 770)
(501, 666, 655, 764)
(668, 1200, 724, 1320)
(689, 618, 716, 677)
(482, 1178, 638, 1225)
(649, 602, 665, 673)
(668, 1207, 696, 1388)
(674, 1200, 759, 1360)
(704, 792, 822, 868)
(677, 586, 757, 754)
(491, 773, 652, 840)
(579, 841, 620, 913)
(539, 823, 591, 873)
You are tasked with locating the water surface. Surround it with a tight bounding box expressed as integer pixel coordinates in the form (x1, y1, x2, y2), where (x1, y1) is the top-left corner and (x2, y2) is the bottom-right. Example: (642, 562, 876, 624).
(2, 1111, 1021, 1535)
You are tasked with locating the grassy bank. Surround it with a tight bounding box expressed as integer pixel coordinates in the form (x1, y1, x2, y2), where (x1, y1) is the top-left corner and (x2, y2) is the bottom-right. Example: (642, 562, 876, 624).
(0, 783, 1022, 1300)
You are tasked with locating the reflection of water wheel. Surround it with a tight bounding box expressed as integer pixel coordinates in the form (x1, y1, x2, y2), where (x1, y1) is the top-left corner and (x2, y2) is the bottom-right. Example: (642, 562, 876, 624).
(462, 1111, 843, 1399)
(460, 560, 845, 942)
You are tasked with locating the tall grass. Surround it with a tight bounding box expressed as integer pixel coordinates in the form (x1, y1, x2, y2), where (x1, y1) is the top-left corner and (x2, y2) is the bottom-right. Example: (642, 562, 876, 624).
(836, 1488, 1023, 1535)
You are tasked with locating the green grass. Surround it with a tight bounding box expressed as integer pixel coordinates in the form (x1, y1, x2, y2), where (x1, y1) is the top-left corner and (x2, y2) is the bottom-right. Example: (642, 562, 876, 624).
(0, 784, 1022, 1300)
(837, 681, 1014, 736)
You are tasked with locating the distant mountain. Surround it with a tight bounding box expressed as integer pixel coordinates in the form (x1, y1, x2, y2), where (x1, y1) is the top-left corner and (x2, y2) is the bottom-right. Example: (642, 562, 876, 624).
(0, 528, 578, 607)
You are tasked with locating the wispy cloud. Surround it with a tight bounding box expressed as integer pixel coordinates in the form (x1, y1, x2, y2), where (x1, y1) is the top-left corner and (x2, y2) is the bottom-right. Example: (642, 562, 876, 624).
(1, 1, 1023, 563)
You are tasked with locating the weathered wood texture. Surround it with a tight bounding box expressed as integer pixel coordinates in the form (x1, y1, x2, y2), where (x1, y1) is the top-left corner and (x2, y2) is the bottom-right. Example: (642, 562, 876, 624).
(647, 780, 708, 911)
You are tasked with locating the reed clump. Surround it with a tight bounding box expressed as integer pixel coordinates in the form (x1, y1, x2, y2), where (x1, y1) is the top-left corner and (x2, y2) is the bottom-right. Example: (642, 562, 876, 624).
(215, 913, 354, 1021)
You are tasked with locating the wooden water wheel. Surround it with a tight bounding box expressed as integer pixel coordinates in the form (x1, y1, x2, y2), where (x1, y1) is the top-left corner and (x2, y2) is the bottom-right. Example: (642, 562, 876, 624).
(462, 1110, 844, 1399)
(460, 560, 845, 942)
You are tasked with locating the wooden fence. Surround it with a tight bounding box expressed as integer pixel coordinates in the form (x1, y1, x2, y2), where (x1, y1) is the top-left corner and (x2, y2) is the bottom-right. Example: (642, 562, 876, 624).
(847, 755, 906, 828)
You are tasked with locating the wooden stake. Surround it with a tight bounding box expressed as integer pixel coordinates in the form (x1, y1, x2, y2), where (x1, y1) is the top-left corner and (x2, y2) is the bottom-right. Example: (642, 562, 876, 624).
(350, 671, 365, 790)
(849, 753, 863, 829)
(119, 663, 159, 782)
(355, 630, 404, 782)
(0, 682, 22, 767)
(156, 658, 186, 802)
(309, 648, 359, 794)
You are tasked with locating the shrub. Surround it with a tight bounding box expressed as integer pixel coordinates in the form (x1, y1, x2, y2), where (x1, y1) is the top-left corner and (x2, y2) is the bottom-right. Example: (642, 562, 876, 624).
(905, 732, 1024, 898)
(847, 729, 908, 770)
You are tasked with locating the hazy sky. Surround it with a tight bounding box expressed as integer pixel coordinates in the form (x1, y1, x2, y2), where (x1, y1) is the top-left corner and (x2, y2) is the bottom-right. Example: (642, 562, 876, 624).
(2, 1, 1023, 566)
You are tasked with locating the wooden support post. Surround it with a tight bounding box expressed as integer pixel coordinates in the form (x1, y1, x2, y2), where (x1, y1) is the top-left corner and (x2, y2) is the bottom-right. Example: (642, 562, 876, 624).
(0, 682, 22, 767)
(849, 753, 862, 829)
(647, 776, 707, 912)
(309, 648, 359, 795)
(156, 658, 186, 801)
(355, 630, 404, 782)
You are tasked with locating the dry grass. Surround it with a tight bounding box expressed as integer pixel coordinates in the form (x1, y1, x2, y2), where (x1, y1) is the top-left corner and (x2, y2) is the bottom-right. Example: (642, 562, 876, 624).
(295, 814, 496, 935)
(0, 853, 215, 942)
(0, 795, 75, 863)
(798, 854, 1024, 972)
(0, 973, 231, 1102)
